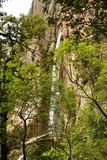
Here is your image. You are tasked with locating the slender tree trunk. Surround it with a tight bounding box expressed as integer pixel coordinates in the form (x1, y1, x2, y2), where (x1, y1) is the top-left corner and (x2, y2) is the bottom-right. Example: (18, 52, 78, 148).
(0, 111, 8, 160)
(19, 115, 27, 160)
(0, 60, 8, 160)
(23, 119, 27, 160)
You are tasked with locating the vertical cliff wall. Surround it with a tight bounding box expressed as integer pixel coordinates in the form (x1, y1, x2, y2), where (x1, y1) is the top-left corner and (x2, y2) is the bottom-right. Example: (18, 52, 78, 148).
(28, 0, 62, 136)
(29, 0, 44, 14)
(28, 0, 76, 136)
(8, 0, 89, 142)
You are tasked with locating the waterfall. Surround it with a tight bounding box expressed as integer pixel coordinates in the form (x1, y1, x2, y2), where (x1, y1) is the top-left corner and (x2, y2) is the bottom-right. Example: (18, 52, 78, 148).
(56, 31, 62, 49)
(49, 30, 62, 133)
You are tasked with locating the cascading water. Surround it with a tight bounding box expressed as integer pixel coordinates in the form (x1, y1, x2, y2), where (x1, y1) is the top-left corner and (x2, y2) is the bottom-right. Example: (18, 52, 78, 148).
(49, 30, 62, 134)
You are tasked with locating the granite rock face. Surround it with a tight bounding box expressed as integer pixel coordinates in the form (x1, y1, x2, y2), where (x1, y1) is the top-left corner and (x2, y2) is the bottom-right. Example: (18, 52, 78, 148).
(29, 0, 44, 14)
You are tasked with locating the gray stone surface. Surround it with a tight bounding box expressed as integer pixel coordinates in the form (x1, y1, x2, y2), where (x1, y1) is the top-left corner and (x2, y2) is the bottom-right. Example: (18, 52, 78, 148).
(29, 0, 44, 14)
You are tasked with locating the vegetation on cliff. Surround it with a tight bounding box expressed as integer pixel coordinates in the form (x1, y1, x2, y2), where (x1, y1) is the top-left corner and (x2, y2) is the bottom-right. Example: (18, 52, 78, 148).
(0, 0, 107, 160)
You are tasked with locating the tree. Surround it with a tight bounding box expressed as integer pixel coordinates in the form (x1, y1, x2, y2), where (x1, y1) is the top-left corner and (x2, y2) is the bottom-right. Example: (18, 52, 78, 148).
(7, 61, 52, 159)
(0, 12, 47, 160)
(55, 38, 107, 118)
(1, 0, 107, 159)
(52, 38, 107, 159)
(0, 0, 7, 7)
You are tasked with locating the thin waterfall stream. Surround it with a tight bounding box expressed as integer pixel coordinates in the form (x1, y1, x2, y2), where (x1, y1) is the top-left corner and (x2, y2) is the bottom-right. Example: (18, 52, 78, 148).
(49, 30, 62, 134)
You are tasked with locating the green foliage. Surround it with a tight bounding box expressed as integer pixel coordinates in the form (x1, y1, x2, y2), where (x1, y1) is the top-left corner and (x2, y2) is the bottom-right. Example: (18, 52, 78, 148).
(95, 60, 107, 102)
(57, 0, 88, 9)
(42, 106, 107, 160)
(60, 86, 76, 118)
(5, 60, 52, 113)
(53, 38, 107, 160)
(55, 39, 74, 56)
(20, 14, 47, 39)
(0, 12, 48, 107)
(1, 1, 107, 159)
(0, 13, 47, 54)
(71, 106, 107, 160)
(42, 145, 67, 160)
(26, 140, 57, 160)
(72, 142, 104, 160)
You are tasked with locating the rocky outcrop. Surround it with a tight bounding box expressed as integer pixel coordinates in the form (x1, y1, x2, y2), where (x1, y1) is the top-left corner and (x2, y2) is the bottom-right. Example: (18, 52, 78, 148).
(29, 0, 44, 14)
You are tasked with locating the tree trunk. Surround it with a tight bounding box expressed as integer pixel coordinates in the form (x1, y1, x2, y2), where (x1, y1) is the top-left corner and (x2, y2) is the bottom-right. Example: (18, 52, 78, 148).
(19, 115, 27, 160)
(0, 61, 8, 160)
(0, 111, 8, 160)
(23, 119, 27, 160)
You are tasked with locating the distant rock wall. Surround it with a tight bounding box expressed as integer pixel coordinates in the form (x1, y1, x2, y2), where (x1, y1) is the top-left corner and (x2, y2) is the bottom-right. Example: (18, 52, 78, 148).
(29, 0, 44, 14)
